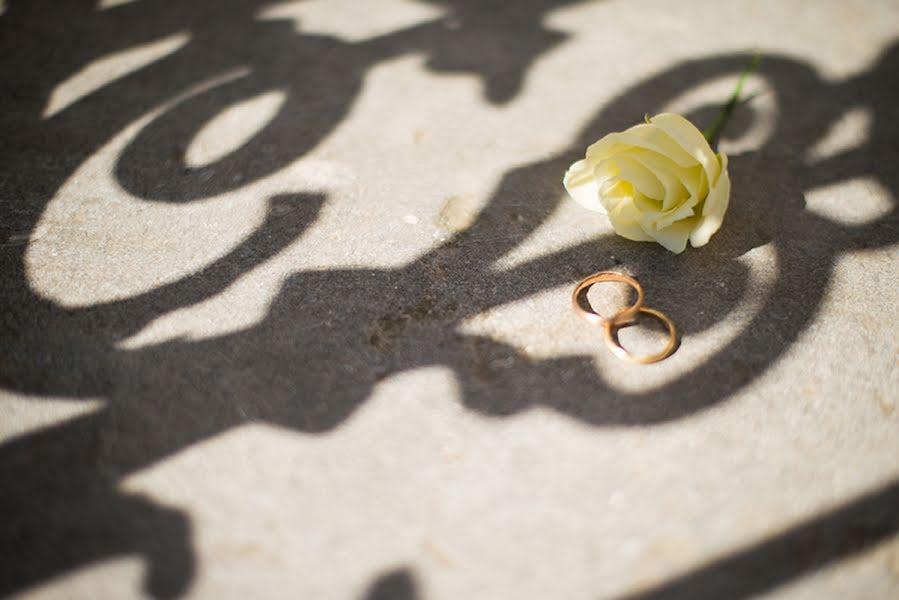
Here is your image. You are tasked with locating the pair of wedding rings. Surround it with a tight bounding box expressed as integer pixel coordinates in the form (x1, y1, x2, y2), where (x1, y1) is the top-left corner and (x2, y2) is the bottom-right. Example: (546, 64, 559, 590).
(571, 271, 678, 364)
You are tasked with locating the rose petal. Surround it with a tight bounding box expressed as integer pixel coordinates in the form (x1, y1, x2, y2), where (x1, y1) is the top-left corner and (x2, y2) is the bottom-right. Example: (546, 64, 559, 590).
(652, 168, 706, 229)
(585, 124, 696, 169)
(690, 153, 730, 247)
(648, 217, 697, 254)
(563, 158, 604, 212)
(625, 148, 690, 209)
(633, 191, 663, 215)
(624, 147, 703, 209)
(653, 200, 697, 230)
(598, 178, 633, 214)
(650, 113, 720, 190)
(613, 154, 666, 201)
(608, 198, 655, 242)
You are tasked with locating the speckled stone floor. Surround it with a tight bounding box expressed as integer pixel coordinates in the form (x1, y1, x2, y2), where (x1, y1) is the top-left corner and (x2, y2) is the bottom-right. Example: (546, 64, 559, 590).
(2, 1, 898, 598)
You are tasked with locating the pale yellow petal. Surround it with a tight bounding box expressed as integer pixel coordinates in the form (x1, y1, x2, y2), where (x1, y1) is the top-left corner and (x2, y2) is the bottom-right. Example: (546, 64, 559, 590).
(624, 149, 689, 209)
(585, 123, 696, 168)
(598, 178, 633, 214)
(650, 217, 698, 254)
(613, 155, 665, 201)
(689, 153, 730, 248)
(650, 168, 704, 228)
(632, 191, 663, 217)
(650, 113, 720, 189)
(624, 148, 703, 208)
(676, 164, 705, 201)
(563, 158, 604, 212)
(608, 198, 654, 242)
(653, 200, 697, 230)
(594, 157, 620, 182)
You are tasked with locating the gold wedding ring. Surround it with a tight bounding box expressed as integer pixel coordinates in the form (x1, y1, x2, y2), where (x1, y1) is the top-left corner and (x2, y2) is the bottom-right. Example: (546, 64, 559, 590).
(572, 271, 678, 364)
(571, 271, 644, 326)
(604, 306, 678, 364)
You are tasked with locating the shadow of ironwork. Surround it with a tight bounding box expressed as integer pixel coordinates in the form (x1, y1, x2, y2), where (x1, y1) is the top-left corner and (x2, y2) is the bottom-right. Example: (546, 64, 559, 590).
(1, 0, 897, 596)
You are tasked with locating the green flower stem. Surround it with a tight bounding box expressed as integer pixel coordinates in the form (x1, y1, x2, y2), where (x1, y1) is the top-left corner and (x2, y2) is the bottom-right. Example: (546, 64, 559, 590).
(703, 52, 762, 147)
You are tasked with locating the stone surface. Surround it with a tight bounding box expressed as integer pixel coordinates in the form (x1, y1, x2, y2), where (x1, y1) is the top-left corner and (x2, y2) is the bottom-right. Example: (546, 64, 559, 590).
(1, 0, 898, 598)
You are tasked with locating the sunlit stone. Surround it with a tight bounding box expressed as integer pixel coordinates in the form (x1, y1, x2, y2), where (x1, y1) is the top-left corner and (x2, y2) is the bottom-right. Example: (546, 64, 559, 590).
(805, 176, 893, 226)
(256, 0, 445, 42)
(185, 89, 287, 168)
(42, 32, 190, 119)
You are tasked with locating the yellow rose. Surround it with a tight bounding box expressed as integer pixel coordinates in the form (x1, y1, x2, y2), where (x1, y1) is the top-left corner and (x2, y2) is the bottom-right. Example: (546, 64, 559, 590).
(563, 113, 730, 254)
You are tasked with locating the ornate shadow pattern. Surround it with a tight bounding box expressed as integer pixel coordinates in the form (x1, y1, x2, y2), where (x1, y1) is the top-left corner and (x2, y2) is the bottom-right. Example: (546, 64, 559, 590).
(1, 0, 897, 596)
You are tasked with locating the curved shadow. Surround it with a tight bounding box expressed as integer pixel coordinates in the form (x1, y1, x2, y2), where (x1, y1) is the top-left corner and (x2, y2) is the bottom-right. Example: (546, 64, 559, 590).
(111, 0, 584, 202)
(362, 568, 420, 600)
(113, 27, 364, 202)
(0, 1, 604, 593)
(611, 478, 899, 600)
(1, 0, 897, 596)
